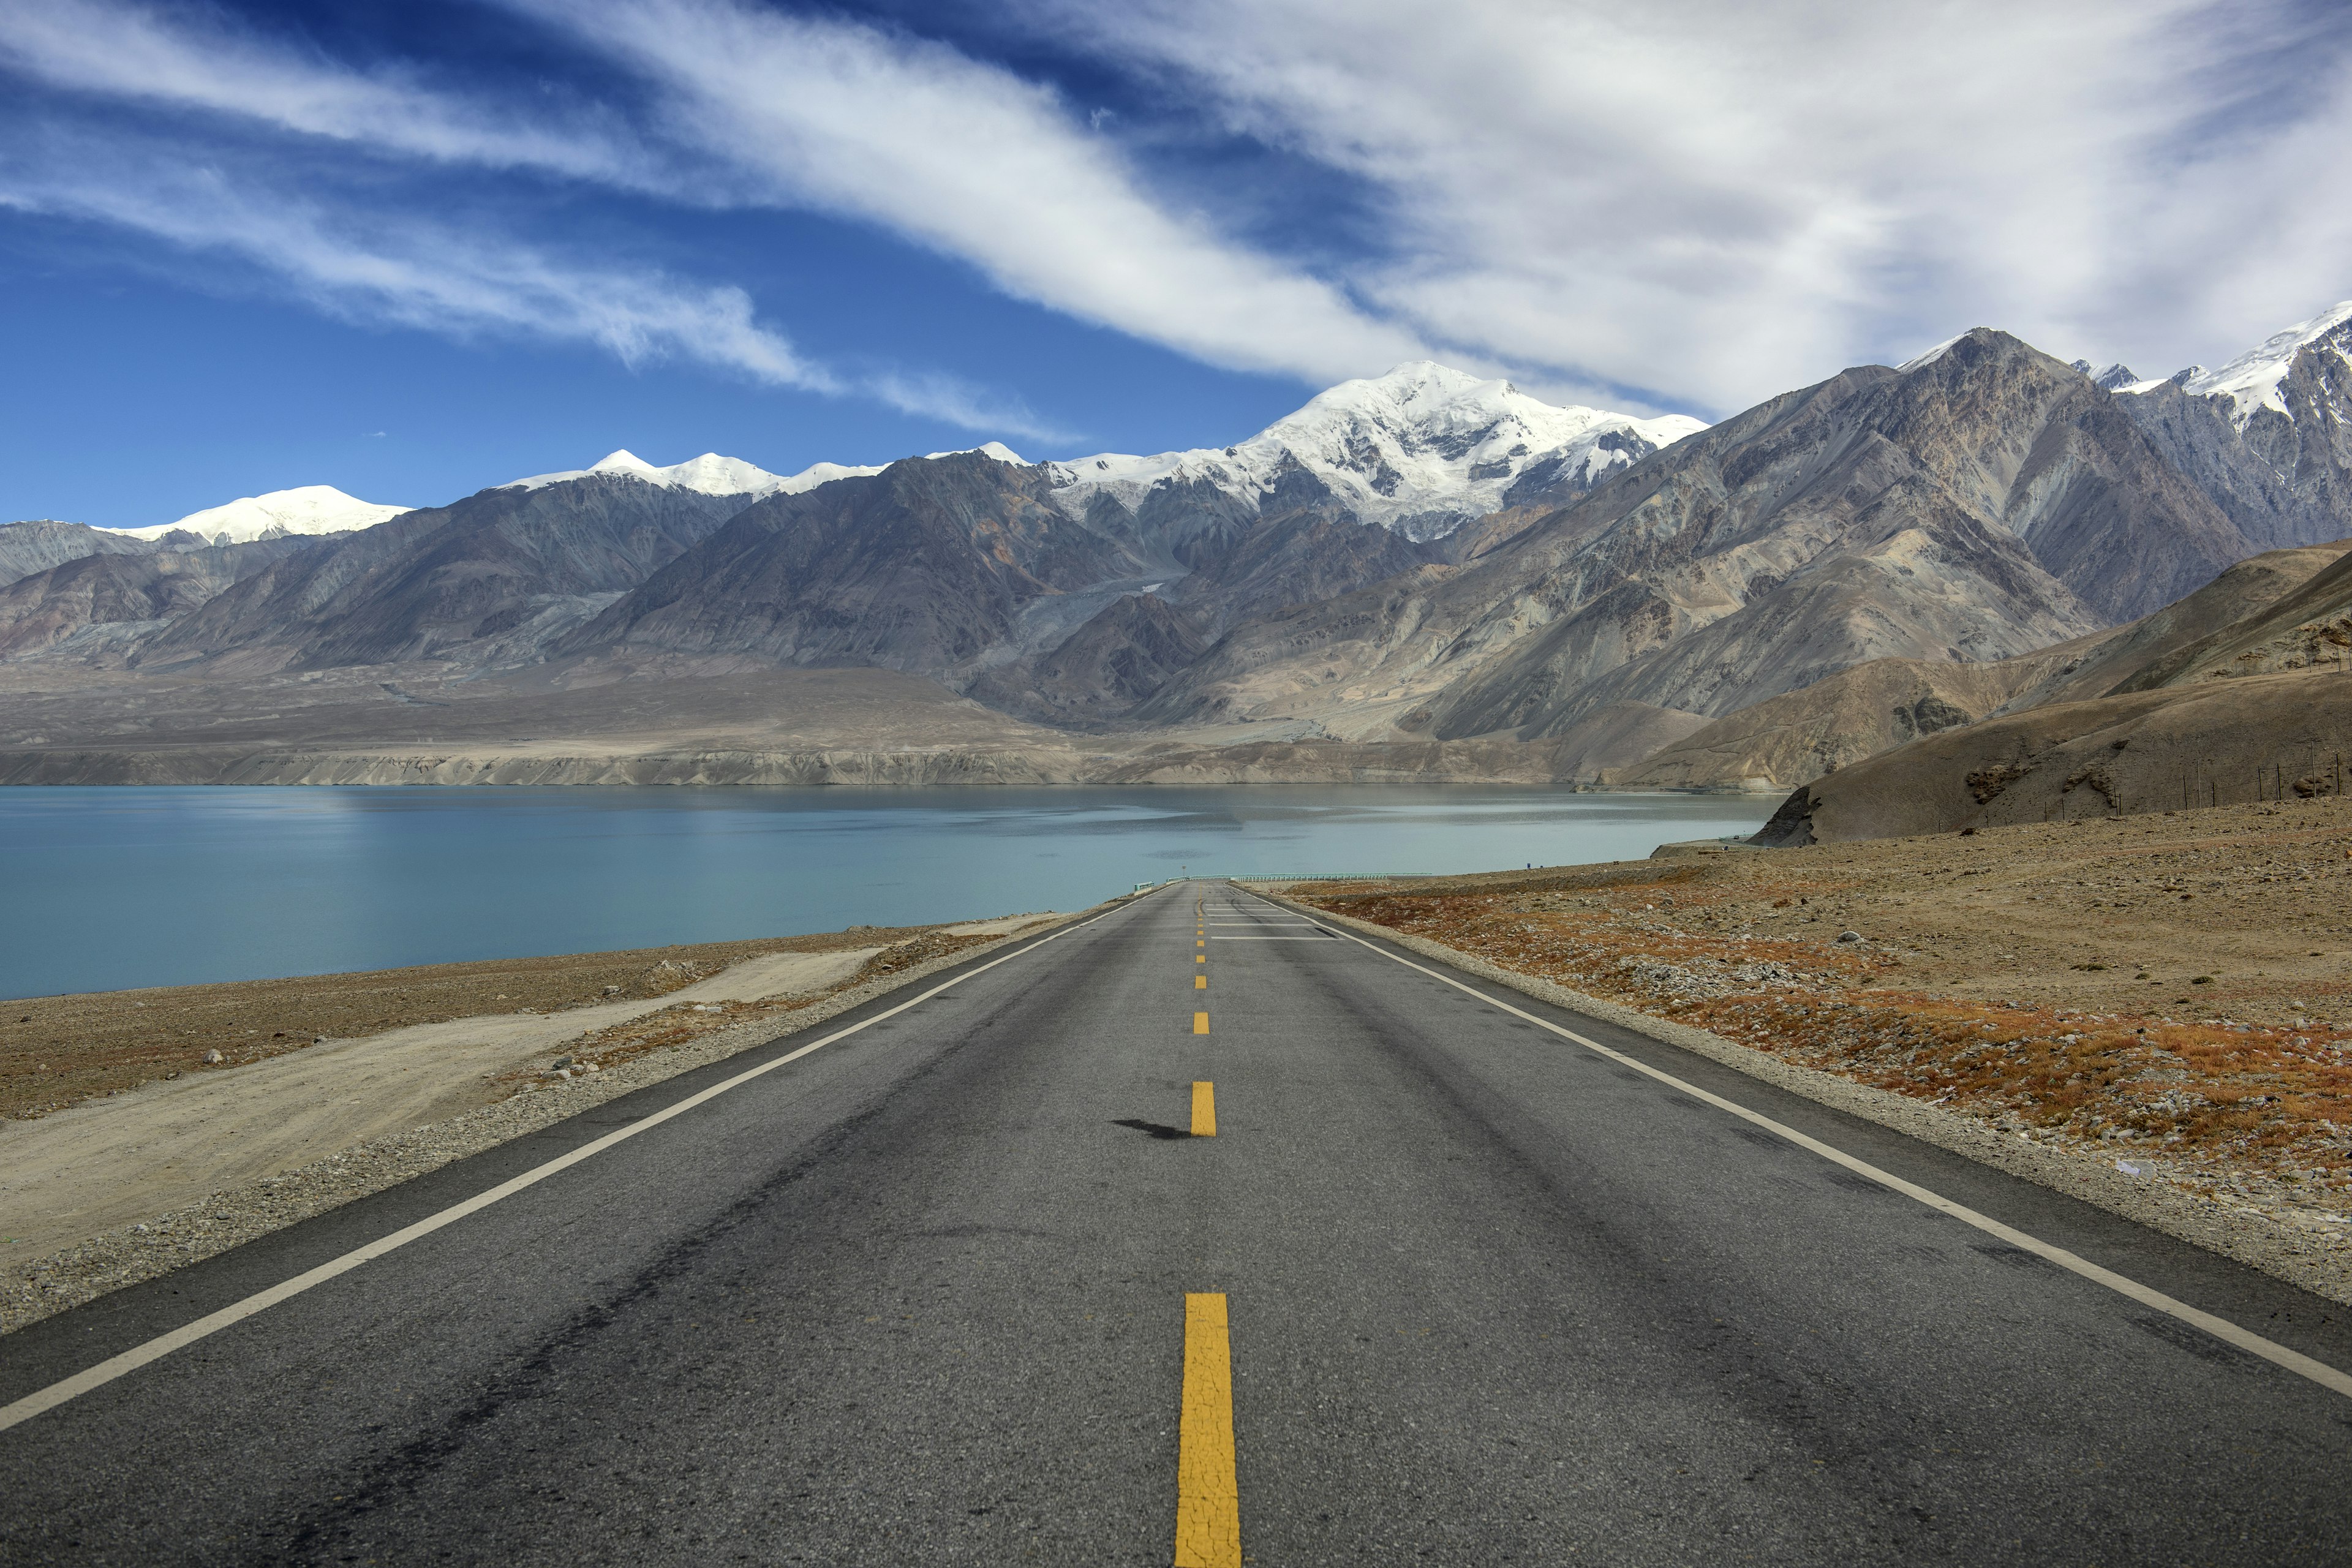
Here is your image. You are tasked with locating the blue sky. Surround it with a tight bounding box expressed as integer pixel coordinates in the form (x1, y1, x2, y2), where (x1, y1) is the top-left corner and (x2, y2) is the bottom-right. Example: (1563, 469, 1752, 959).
(3, 0, 2350, 527)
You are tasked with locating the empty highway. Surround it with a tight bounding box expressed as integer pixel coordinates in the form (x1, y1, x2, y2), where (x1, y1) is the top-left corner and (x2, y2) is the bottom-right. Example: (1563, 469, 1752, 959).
(4, 882, 2350, 1564)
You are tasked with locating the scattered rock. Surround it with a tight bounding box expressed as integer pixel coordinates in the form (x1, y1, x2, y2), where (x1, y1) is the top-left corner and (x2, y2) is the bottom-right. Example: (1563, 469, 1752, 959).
(1837, 930, 1863, 943)
(200, 1050, 223, 1065)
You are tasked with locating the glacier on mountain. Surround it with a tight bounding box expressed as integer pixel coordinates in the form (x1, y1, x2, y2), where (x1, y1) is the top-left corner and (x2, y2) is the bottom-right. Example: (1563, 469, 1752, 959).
(1042, 361, 1705, 542)
(108, 486, 413, 546)
(2113, 300, 2352, 423)
(500, 448, 888, 499)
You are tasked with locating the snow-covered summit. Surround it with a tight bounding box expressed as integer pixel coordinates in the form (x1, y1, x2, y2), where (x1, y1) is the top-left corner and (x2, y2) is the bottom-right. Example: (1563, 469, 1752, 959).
(1047, 362, 1705, 541)
(500, 448, 888, 499)
(2070, 359, 2143, 391)
(2113, 301, 2352, 422)
(498, 444, 1027, 499)
(110, 486, 412, 545)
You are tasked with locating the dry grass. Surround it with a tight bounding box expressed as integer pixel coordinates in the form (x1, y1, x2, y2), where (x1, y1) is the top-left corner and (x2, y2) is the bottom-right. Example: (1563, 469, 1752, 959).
(1305, 795, 2352, 1217)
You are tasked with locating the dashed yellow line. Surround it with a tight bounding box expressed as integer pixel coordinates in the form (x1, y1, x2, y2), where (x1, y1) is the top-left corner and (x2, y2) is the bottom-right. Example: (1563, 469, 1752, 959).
(1196, 974, 1207, 990)
(1175, 1293, 1240, 1568)
(1191, 1080, 1216, 1137)
(1196, 955, 1205, 964)
(1193, 1011, 1210, 1035)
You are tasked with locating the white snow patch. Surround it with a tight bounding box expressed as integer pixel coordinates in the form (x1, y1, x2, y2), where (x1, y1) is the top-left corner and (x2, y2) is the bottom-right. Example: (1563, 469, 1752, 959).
(1895, 334, 1967, 374)
(926, 442, 1027, 464)
(2160, 300, 2352, 423)
(1044, 361, 1704, 541)
(108, 486, 412, 545)
(500, 449, 884, 499)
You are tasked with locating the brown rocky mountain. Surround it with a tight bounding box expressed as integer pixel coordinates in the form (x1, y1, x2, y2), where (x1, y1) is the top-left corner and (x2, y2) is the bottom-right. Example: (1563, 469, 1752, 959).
(0, 519, 158, 589)
(1623, 540, 2352, 792)
(1757, 540, 2352, 842)
(3, 315, 2346, 792)
(0, 537, 319, 660)
(1134, 330, 2242, 751)
(550, 448, 1446, 725)
(552, 453, 1160, 675)
(129, 475, 748, 675)
(2100, 303, 2352, 554)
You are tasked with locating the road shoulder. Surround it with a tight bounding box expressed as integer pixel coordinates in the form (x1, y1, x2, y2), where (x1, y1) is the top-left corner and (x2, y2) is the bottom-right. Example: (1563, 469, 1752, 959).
(1281, 891, 2352, 1310)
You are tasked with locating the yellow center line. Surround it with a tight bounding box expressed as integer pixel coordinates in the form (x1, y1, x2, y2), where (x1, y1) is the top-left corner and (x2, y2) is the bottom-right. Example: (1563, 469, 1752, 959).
(1191, 1080, 1216, 1136)
(1196, 956, 1205, 964)
(1193, 1011, 1210, 1035)
(1195, 974, 1207, 989)
(1175, 1293, 1240, 1568)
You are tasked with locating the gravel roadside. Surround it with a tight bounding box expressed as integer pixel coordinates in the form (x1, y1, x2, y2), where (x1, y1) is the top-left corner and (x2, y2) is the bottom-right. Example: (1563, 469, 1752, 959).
(0, 906, 1097, 1336)
(1281, 892, 2352, 1309)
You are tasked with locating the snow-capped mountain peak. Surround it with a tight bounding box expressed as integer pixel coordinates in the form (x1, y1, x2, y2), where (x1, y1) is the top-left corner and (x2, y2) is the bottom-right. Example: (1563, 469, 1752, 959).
(1048, 361, 1705, 541)
(501, 449, 887, 499)
(2111, 301, 2352, 422)
(110, 485, 412, 545)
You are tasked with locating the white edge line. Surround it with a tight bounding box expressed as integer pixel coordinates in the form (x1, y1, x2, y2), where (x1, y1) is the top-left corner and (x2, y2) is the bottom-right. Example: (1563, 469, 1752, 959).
(0, 891, 1163, 1435)
(1242, 889, 2352, 1401)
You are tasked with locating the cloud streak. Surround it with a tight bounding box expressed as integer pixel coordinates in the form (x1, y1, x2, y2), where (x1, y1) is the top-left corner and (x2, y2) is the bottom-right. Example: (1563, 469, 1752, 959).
(3, 0, 2349, 425)
(0, 0, 652, 183)
(0, 138, 1066, 439)
(505, 0, 1431, 385)
(1032, 0, 2352, 405)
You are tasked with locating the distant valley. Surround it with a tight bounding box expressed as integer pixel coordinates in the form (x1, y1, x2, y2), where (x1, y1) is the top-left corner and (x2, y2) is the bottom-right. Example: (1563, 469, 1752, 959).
(4, 308, 2350, 838)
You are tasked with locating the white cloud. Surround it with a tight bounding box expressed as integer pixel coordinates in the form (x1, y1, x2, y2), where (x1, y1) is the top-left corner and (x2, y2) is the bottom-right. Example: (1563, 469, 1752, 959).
(0, 145, 1066, 438)
(6, 0, 2350, 424)
(1034, 0, 2352, 405)
(505, 0, 1433, 385)
(0, 0, 654, 184)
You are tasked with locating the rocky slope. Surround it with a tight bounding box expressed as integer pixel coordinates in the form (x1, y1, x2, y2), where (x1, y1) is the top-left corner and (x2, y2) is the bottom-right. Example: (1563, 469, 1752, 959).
(6, 311, 2348, 789)
(2107, 303, 2352, 552)
(1627, 540, 2352, 791)
(1139, 330, 2242, 750)
(0, 519, 159, 589)
(1758, 540, 2352, 842)
(0, 537, 321, 661)
(129, 475, 752, 674)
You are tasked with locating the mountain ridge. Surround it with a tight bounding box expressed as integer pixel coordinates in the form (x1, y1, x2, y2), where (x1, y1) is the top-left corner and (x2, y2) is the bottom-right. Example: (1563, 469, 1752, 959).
(4, 307, 2350, 813)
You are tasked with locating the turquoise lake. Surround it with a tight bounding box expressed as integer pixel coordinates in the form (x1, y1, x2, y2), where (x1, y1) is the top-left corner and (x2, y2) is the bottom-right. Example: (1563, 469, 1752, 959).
(0, 786, 1777, 998)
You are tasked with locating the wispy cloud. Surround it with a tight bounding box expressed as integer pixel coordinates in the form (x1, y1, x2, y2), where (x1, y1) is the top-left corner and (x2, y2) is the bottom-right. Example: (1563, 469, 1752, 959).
(5, 0, 2350, 428)
(0, 0, 653, 183)
(0, 2, 1070, 437)
(1032, 0, 2352, 405)
(0, 136, 1070, 440)
(505, 0, 1431, 385)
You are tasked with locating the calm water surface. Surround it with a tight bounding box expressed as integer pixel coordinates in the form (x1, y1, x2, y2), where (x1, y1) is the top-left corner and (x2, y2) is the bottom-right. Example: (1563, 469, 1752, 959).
(0, 786, 1776, 998)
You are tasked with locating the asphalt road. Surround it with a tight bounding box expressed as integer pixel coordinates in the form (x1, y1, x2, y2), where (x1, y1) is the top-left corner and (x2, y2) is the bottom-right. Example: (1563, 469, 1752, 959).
(4, 882, 2351, 1565)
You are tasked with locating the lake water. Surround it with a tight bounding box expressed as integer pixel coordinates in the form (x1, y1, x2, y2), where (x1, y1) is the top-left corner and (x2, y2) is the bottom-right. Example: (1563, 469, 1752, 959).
(0, 786, 1776, 999)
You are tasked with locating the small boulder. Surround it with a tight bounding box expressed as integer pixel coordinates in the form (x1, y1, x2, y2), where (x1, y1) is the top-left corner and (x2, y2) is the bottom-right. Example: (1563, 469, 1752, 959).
(201, 1049, 224, 1065)
(1836, 930, 1863, 943)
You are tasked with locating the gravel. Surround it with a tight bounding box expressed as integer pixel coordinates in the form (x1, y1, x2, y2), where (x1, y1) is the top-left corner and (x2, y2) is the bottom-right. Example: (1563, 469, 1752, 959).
(1291, 895, 2352, 1310)
(0, 911, 1087, 1337)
